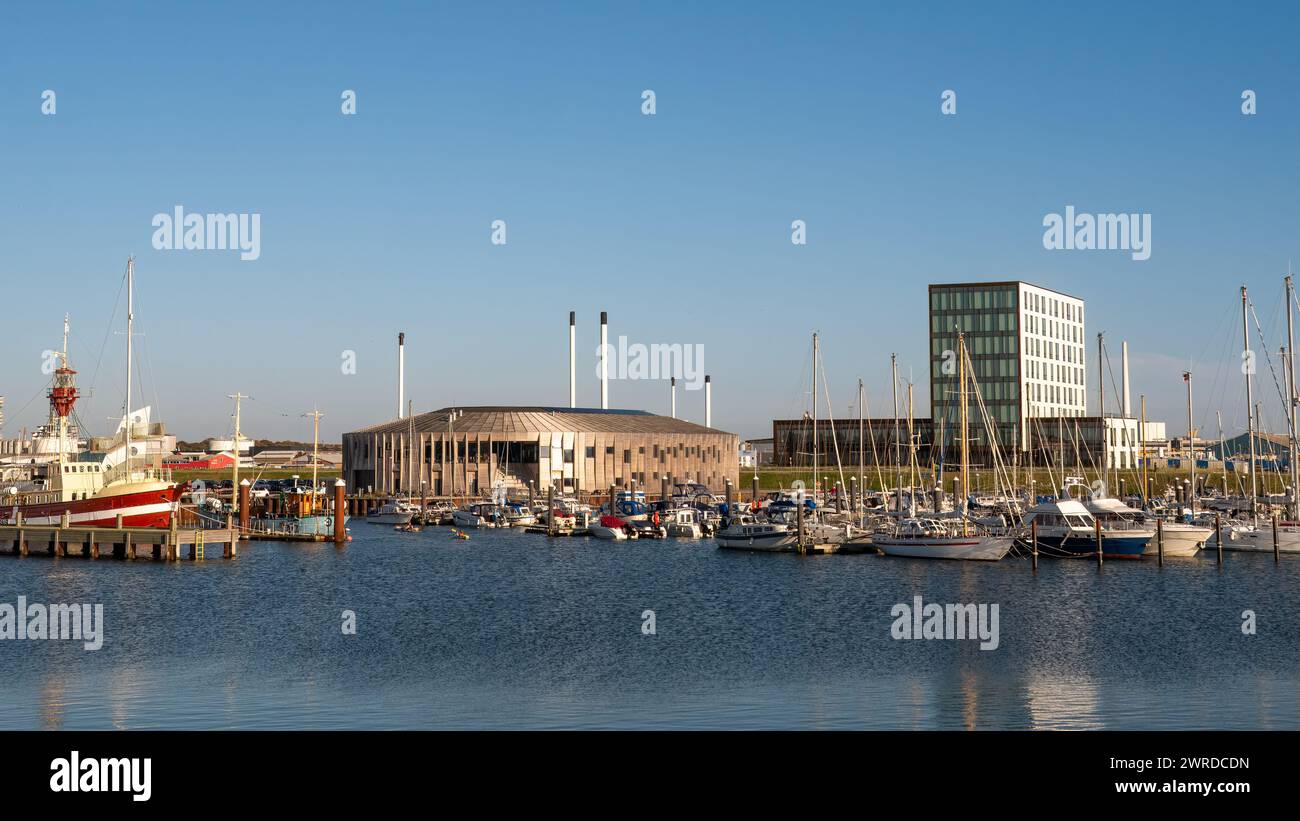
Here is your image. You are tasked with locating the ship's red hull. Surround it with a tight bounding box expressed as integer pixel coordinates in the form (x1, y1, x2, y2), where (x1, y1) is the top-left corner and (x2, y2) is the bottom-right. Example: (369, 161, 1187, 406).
(0, 485, 181, 528)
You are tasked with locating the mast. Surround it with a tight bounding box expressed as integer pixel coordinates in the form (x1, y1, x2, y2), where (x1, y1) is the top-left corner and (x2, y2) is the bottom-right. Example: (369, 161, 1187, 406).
(891, 353, 900, 512)
(1217, 410, 1227, 495)
(1097, 332, 1107, 482)
(958, 331, 969, 535)
(125, 257, 134, 475)
(305, 407, 324, 492)
(1243, 286, 1258, 521)
(228, 392, 247, 512)
(1140, 395, 1148, 507)
(857, 378, 864, 517)
(1287, 272, 1298, 519)
(812, 332, 818, 505)
(1184, 371, 1194, 516)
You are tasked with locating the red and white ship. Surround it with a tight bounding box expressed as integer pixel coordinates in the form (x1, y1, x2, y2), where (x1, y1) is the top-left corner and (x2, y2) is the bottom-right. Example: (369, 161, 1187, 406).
(0, 258, 182, 529)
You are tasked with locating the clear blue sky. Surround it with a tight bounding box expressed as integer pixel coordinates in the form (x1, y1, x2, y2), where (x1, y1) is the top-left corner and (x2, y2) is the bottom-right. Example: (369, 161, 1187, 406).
(2, 1, 1299, 444)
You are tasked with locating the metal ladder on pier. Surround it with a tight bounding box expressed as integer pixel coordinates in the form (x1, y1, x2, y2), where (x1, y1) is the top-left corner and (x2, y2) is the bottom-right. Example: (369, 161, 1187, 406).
(195, 529, 205, 560)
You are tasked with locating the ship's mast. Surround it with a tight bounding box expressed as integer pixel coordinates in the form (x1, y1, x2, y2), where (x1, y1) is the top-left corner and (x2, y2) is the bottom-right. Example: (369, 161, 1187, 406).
(125, 257, 134, 476)
(228, 392, 247, 512)
(305, 407, 324, 492)
(1242, 286, 1257, 522)
(958, 330, 969, 536)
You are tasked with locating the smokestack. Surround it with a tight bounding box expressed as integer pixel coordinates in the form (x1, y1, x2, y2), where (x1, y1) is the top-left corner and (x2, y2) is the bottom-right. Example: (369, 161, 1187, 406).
(568, 311, 576, 408)
(398, 332, 406, 419)
(705, 374, 712, 428)
(600, 311, 609, 410)
(1121, 341, 1131, 417)
(670, 376, 677, 418)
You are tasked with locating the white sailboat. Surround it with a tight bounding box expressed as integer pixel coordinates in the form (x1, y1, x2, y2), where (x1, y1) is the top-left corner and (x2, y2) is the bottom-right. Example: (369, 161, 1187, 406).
(874, 330, 1012, 561)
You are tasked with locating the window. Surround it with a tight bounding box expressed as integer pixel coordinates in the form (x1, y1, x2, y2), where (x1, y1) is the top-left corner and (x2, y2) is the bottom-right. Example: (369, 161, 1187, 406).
(586, 446, 595, 459)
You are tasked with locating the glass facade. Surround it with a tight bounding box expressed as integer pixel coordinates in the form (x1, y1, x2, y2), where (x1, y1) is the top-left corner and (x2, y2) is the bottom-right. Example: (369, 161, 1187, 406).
(929, 281, 1086, 460)
(929, 283, 1022, 464)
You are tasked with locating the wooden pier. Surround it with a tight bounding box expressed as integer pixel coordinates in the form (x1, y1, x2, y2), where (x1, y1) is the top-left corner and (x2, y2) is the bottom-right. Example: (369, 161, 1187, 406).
(1, 522, 238, 561)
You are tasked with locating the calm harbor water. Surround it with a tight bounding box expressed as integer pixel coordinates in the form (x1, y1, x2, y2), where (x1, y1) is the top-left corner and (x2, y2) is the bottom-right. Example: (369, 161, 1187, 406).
(1, 525, 1298, 730)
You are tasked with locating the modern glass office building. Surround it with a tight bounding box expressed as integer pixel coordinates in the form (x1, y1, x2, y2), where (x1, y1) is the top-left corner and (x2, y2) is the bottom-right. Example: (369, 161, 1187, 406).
(929, 281, 1086, 462)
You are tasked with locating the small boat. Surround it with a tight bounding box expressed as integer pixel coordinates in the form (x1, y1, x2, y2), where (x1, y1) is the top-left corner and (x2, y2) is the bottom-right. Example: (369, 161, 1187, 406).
(589, 514, 630, 540)
(502, 502, 536, 527)
(395, 522, 422, 533)
(873, 517, 1013, 561)
(610, 490, 649, 522)
(449, 529, 470, 540)
(715, 514, 797, 552)
(452, 503, 506, 528)
(663, 508, 705, 538)
(366, 498, 417, 525)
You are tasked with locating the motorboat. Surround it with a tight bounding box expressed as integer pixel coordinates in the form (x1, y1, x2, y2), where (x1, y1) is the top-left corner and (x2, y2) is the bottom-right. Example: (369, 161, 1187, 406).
(366, 498, 417, 525)
(452, 503, 506, 528)
(715, 514, 797, 552)
(589, 514, 630, 540)
(1022, 498, 1150, 558)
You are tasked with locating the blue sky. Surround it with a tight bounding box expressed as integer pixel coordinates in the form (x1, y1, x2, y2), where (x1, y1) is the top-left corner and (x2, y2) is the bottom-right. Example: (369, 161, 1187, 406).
(2, 1, 1299, 444)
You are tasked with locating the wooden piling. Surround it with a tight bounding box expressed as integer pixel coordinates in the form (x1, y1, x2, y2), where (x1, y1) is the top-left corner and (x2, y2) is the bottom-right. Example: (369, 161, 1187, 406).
(1094, 517, 1103, 567)
(1156, 518, 1164, 565)
(1215, 513, 1222, 563)
(1274, 513, 1281, 563)
(239, 479, 251, 535)
(334, 479, 347, 543)
(796, 497, 806, 554)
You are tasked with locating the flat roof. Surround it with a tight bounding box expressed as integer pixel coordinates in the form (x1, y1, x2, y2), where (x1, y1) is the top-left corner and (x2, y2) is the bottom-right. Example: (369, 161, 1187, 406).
(928, 280, 1083, 302)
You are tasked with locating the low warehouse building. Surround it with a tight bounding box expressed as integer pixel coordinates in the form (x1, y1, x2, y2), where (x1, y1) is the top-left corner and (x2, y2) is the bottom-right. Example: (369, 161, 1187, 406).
(342, 406, 739, 497)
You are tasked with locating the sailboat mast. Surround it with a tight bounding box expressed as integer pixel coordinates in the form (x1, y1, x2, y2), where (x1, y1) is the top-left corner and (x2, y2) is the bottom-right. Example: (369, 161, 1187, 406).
(1242, 286, 1258, 521)
(1286, 272, 1298, 519)
(812, 332, 818, 505)
(1217, 410, 1226, 495)
(891, 353, 900, 512)
(1140, 395, 1148, 507)
(125, 257, 134, 473)
(1185, 371, 1195, 516)
(958, 331, 969, 535)
(857, 378, 864, 512)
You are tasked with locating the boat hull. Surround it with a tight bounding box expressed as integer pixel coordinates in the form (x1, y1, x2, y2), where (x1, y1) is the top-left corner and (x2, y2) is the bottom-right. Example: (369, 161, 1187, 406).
(715, 532, 798, 552)
(873, 535, 1013, 561)
(1032, 532, 1150, 558)
(1, 485, 180, 529)
(1143, 525, 1208, 557)
(1219, 525, 1300, 553)
(367, 512, 413, 525)
(588, 525, 627, 540)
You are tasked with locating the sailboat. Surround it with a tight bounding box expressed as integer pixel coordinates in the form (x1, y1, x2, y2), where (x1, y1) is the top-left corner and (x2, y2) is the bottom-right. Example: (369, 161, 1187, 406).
(1222, 282, 1300, 553)
(0, 258, 182, 527)
(873, 331, 1013, 560)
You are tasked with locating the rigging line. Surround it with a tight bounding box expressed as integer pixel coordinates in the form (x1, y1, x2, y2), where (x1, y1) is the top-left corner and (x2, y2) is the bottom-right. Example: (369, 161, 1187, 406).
(83, 268, 127, 431)
(1249, 302, 1289, 414)
(816, 353, 849, 498)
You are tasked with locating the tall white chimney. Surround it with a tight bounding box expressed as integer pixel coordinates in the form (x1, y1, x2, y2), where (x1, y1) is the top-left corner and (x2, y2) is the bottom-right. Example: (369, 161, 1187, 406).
(1121, 340, 1131, 417)
(398, 332, 406, 419)
(705, 374, 712, 428)
(599, 311, 609, 410)
(670, 376, 677, 418)
(568, 311, 576, 408)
